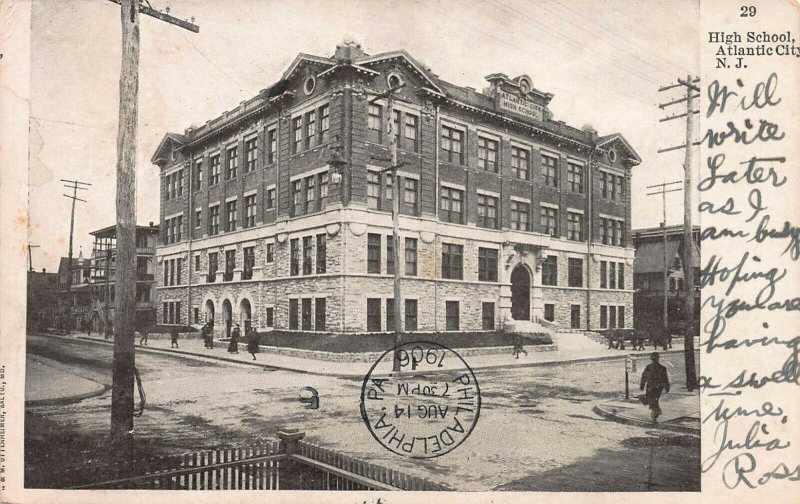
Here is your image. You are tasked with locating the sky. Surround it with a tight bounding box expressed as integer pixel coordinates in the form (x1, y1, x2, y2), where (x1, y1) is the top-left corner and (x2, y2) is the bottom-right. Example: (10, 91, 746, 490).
(27, 0, 700, 272)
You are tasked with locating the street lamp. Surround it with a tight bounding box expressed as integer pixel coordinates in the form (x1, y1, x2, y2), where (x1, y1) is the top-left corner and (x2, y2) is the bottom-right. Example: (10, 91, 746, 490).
(328, 142, 347, 186)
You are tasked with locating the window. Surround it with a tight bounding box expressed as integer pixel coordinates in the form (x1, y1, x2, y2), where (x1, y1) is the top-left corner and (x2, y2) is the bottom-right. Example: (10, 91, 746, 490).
(305, 175, 316, 213)
(610, 306, 617, 329)
(602, 172, 625, 201)
(208, 205, 220, 235)
(618, 263, 625, 289)
(244, 194, 257, 228)
(292, 116, 302, 153)
(267, 128, 277, 164)
(440, 186, 463, 224)
(244, 137, 257, 173)
(226, 147, 238, 180)
(315, 298, 326, 330)
(266, 243, 274, 263)
(305, 110, 317, 149)
(319, 172, 329, 209)
(302, 236, 313, 275)
(540, 206, 558, 236)
(615, 174, 624, 202)
(301, 298, 312, 330)
(320, 104, 330, 143)
(618, 306, 625, 328)
(482, 302, 495, 330)
(209, 154, 220, 185)
(511, 147, 529, 180)
(600, 218, 625, 246)
(226, 200, 238, 232)
(224, 249, 235, 281)
(600, 305, 608, 329)
(445, 301, 460, 331)
(316, 234, 326, 274)
(570, 305, 581, 329)
(393, 110, 401, 145)
(600, 260, 607, 288)
(405, 299, 418, 331)
(193, 160, 203, 191)
(386, 235, 395, 275)
(541, 256, 557, 286)
(541, 154, 558, 187)
(164, 216, 183, 244)
(208, 252, 218, 283)
(614, 219, 624, 246)
(386, 298, 395, 332)
(367, 233, 381, 274)
(289, 299, 299, 330)
(194, 209, 202, 229)
(266, 187, 276, 210)
(176, 258, 182, 285)
(194, 307, 200, 324)
(609, 262, 617, 289)
(511, 200, 529, 231)
(194, 254, 200, 272)
(441, 125, 464, 164)
(544, 304, 555, 322)
(367, 298, 381, 332)
(568, 258, 583, 287)
(478, 247, 498, 282)
(567, 212, 582, 241)
(477, 136, 498, 172)
(291, 180, 302, 214)
(405, 114, 418, 152)
(242, 246, 254, 280)
(403, 178, 418, 215)
(265, 307, 274, 327)
(290, 238, 300, 276)
(385, 174, 393, 204)
(669, 277, 676, 291)
(477, 194, 498, 229)
(567, 163, 583, 193)
(367, 172, 380, 210)
(404, 238, 417, 276)
(368, 104, 382, 143)
(441, 243, 463, 280)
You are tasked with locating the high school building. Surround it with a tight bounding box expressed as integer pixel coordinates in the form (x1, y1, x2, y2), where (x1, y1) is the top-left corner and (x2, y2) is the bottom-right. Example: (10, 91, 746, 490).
(152, 41, 640, 337)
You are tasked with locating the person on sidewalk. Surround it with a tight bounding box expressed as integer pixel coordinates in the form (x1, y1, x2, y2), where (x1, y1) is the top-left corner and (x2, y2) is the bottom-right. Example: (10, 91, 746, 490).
(228, 323, 240, 354)
(201, 322, 212, 349)
(640, 351, 670, 424)
(139, 325, 149, 346)
(512, 334, 528, 359)
(170, 326, 179, 348)
(246, 325, 259, 361)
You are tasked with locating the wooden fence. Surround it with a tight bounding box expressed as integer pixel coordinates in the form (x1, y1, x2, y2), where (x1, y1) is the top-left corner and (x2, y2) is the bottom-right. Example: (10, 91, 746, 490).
(57, 430, 448, 491)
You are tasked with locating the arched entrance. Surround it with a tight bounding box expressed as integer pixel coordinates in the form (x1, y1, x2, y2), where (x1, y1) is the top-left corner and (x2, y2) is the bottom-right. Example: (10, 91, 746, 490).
(510, 265, 531, 320)
(240, 298, 252, 331)
(222, 299, 232, 338)
(205, 299, 215, 324)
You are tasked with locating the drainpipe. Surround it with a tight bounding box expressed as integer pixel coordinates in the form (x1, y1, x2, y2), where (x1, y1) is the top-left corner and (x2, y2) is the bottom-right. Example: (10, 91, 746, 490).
(434, 103, 440, 332)
(586, 142, 598, 330)
(186, 157, 193, 328)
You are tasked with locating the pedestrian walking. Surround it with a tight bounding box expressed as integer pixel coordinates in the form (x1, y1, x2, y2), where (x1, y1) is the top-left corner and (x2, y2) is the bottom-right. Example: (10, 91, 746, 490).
(512, 334, 528, 359)
(228, 323, 240, 354)
(139, 325, 149, 346)
(246, 326, 259, 361)
(202, 322, 214, 349)
(640, 351, 670, 423)
(170, 326, 179, 348)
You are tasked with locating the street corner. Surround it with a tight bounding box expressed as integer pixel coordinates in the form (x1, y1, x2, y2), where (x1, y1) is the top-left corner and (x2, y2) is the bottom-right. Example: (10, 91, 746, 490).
(592, 393, 700, 435)
(25, 355, 108, 407)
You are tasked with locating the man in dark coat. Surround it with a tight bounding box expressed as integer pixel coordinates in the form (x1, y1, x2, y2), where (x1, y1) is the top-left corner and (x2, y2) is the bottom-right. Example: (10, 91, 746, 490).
(246, 326, 259, 361)
(170, 326, 179, 348)
(640, 352, 670, 423)
(202, 322, 213, 349)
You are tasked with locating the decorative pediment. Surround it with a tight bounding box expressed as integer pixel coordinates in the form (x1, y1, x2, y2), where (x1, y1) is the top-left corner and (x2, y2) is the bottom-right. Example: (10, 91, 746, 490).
(596, 134, 642, 165)
(150, 133, 186, 166)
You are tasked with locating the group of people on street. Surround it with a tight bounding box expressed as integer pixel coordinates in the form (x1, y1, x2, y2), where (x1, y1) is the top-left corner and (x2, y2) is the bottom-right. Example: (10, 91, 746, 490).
(226, 323, 260, 360)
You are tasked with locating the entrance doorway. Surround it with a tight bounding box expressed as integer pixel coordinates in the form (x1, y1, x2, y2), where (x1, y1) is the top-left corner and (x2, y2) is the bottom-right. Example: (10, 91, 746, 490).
(222, 299, 232, 338)
(510, 265, 531, 320)
(240, 298, 252, 331)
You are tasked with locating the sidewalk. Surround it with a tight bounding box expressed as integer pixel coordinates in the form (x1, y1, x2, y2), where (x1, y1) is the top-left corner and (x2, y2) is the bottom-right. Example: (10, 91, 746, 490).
(58, 331, 688, 378)
(593, 390, 700, 434)
(25, 354, 108, 406)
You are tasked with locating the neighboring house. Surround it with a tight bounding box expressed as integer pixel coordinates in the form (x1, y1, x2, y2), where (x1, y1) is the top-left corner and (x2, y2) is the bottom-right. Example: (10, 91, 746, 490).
(633, 224, 700, 335)
(56, 254, 93, 331)
(27, 268, 58, 331)
(152, 41, 640, 337)
(87, 223, 159, 333)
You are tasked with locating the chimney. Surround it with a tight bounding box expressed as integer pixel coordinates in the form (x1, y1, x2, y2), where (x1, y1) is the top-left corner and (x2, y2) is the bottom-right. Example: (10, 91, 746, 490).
(42, 268, 46, 273)
(149, 221, 154, 227)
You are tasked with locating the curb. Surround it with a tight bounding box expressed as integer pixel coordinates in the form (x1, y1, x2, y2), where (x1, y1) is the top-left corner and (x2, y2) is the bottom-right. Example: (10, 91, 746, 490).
(592, 404, 700, 435)
(26, 383, 109, 407)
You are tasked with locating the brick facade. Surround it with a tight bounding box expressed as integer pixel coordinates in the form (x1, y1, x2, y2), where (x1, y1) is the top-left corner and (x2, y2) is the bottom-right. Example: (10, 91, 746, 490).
(152, 43, 639, 335)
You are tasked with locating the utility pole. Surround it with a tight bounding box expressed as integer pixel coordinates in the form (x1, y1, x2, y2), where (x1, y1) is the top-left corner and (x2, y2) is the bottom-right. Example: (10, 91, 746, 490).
(369, 83, 406, 372)
(103, 0, 198, 458)
(62, 179, 91, 334)
(657, 75, 700, 391)
(27, 243, 40, 272)
(105, 248, 113, 339)
(645, 180, 682, 336)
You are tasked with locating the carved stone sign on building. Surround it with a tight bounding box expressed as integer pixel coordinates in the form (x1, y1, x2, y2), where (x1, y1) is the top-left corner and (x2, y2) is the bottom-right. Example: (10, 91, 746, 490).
(496, 89, 545, 121)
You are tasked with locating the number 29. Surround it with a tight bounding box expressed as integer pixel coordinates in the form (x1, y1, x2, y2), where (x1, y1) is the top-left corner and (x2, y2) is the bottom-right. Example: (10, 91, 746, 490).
(740, 5, 756, 17)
